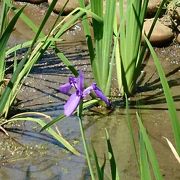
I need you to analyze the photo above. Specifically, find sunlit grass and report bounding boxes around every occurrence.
[145,35,180,154]
[0,112,80,155]
[0,0,96,117]
[0,0,93,154]
[115,0,167,96]
[78,0,116,95]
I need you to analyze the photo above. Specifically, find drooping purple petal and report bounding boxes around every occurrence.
[64,93,81,116]
[92,83,111,106]
[83,86,93,97]
[59,83,72,94]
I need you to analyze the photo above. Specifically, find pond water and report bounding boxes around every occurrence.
[1,2,180,180]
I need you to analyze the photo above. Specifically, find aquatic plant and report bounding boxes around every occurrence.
[40,2,179,179]
[0,0,54,117]
[0,0,87,155]
[115,0,167,96]
[78,0,116,95]
[115,0,149,95]
[0,0,24,96]
[145,35,180,155]
[0,0,94,117]
[58,71,110,180]
[89,36,180,178]
[0,0,179,178]
[59,71,110,116]
[86,95,164,180]
[78,0,166,97]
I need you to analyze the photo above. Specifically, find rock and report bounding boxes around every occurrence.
[48,0,89,14]
[142,18,174,46]
[14,0,47,4]
[147,0,162,16]
[177,33,180,44]
[175,6,180,21]
[167,1,180,21]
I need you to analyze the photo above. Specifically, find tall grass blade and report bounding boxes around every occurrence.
[79,0,115,94]
[163,137,180,164]
[90,0,103,85]
[137,113,163,180]
[136,0,167,76]
[12,7,45,38]
[1,115,80,155]
[101,0,116,94]
[30,0,58,47]
[40,114,65,132]
[0,5,25,94]
[105,129,120,180]
[77,103,95,180]
[92,145,106,180]
[144,35,180,154]
[78,0,95,75]
[116,0,166,95]
[0,0,60,117]
[125,94,140,173]
[139,132,151,180]
[0,6,25,51]
[0,0,11,37]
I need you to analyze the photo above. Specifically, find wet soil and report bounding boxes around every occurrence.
[0,2,180,180]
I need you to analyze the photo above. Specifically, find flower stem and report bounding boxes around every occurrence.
[77,102,95,180]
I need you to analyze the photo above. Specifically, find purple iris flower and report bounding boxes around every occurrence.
[59,71,110,116]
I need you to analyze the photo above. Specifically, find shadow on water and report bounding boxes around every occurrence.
[5,127,66,148]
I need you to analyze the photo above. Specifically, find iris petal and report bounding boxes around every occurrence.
[69,77,78,88]
[83,86,93,97]
[59,72,110,117]
[92,83,110,106]
[64,93,81,116]
[59,83,72,94]
[78,70,84,92]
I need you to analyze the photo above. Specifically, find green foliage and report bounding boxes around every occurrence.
[137,113,163,180]
[0,0,58,117]
[0,0,93,118]
[115,0,149,95]
[105,129,120,180]
[92,145,106,180]
[139,131,151,180]
[0,1,24,95]
[78,0,167,97]
[145,35,180,154]
[86,129,120,180]
[0,0,92,155]
[78,0,116,95]
[0,112,80,155]
[0,0,179,178]
[114,0,166,95]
